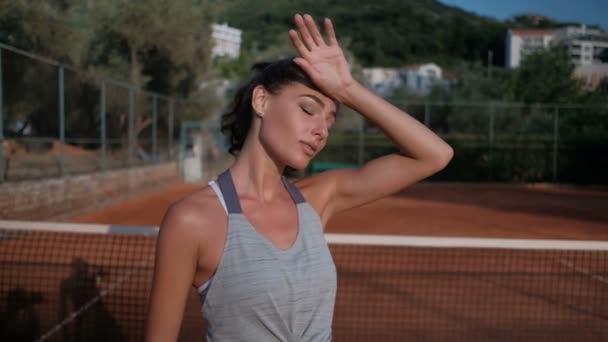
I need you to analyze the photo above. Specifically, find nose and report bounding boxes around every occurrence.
[312,119,329,140]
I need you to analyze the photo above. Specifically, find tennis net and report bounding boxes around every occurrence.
[0,220,606,341]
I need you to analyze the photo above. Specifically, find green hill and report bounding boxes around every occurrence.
[216,0,508,67]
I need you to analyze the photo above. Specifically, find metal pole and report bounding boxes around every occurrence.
[357,115,364,166]
[168,100,174,159]
[100,81,107,169]
[152,96,158,160]
[487,50,493,79]
[552,106,559,182]
[0,48,5,182]
[128,87,135,166]
[179,121,186,179]
[488,102,495,181]
[58,66,65,176]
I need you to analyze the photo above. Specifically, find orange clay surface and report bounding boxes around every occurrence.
[71,181,608,241]
[53,181,608,340]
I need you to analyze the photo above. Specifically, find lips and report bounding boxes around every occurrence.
[300,141,318,156]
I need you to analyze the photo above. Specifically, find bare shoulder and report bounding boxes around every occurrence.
[159,184,225,242]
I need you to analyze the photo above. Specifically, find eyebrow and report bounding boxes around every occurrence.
[300,94,337,114]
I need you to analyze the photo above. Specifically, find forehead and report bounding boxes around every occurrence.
[279,82,337,112]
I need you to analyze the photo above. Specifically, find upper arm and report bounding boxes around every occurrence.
[302,151,453,224]
[145,203,202,342]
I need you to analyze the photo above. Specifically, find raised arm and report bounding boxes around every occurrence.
[145,204,200,342]
[290,14,453,221]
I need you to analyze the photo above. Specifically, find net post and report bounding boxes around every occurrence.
[552,106,559,182]
[58,65,65,176]
[0,47,4,183]
[100,80,107,169]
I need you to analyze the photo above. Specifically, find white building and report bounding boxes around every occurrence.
[506,29,554,68]
[362,63,448,96]
[211,23,241,59]
[556,30,608,66]
[506,25,608,68]
[362,67,402,96]
[400,63,444,96]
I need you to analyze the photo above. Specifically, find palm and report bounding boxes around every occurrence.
[289,15,354,102]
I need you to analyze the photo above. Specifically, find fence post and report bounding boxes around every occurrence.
[179,121,186,179]
[488,102,495,181]
[0,48,4,183]
[128,86,135,166]
[552,106,559,182]
[168,100,174,159]
[357,115,364,166]
[100,81,107,169]
[424,100,431,127]
[152,95,158,160]
[58,65,65,176]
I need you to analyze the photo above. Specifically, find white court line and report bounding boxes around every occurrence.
[0,220,112,234]
[324,233,608,251]
[0,220,159,235]
[2,220,608,251]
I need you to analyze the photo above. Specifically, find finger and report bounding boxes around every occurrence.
[294,13,316,50]
[288,29,312,58]
[324,18,339,46]
[303,14,326,46]
[293,57,320,80]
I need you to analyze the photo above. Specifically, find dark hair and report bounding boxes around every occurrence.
[221,58,321,156]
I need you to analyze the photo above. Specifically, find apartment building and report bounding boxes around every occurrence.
[211,23,242,59]
[506,25,608,68]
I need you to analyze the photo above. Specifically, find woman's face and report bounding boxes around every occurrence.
[254,82,337,170]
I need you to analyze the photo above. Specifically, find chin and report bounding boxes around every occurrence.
[285,155,313,171]
[287,160,309,171]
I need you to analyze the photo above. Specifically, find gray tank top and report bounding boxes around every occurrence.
[199,169,337,341]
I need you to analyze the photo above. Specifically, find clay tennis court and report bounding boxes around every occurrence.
[71,181,608,241]
[3,180,607,341]
[68,180,608,340]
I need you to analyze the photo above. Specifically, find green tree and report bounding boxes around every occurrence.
[84,0,216,146]
[505,48,579,104]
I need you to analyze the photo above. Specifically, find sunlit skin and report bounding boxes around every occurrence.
[250,83,337,171]
[145,13,454,342]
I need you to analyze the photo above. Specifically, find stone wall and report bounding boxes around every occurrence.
[0,162,178,220]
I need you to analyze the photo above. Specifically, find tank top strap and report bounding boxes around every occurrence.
[281,176,306,204]
[216,170,242,214]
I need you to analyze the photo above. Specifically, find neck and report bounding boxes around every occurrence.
[230,136,286,204]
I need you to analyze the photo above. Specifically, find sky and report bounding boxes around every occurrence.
[438,0,607,30]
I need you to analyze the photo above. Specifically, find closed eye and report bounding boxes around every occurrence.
[300,106,314,115]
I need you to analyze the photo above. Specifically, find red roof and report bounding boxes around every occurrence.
[510,29,553,37]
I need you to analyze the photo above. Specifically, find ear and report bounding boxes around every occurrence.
[251,85,269,118]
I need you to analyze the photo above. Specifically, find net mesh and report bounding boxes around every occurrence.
[0,222,606,341]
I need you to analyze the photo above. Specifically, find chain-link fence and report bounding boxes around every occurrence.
[0,43,208,183]
[3,43,607,184]
[315,101,608,183]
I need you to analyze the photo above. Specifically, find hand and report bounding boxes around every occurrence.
[289,14,356,103]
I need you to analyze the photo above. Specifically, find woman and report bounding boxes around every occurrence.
[146,14,453,341]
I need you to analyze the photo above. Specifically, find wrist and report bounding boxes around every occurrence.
[335,80,363,106]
